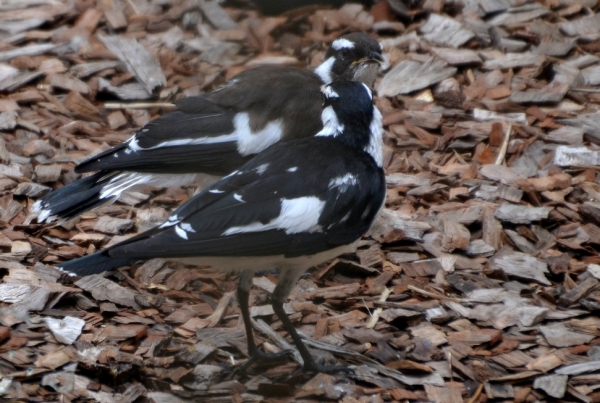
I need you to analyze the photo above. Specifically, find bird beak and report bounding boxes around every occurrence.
[353,52,385,66]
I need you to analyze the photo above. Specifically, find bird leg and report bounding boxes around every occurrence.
[271,268,351,375]
[234,270,293,374]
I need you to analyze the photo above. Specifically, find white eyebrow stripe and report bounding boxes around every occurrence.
[332,38,354,50]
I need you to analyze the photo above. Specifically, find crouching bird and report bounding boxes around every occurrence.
[57,81,386,374]
[33,32,383,223]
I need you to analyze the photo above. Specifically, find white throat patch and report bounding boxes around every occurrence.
[316,106,343,137]
[315,57,335,84]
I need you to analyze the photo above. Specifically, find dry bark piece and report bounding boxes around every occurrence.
[98,35,167,95]
[378,58,457,97]
[75,275,140,310]
[13,182,50,197]
[495,203,552,224]
[441,219,470,253]
[554,145,600,166]
[526,352,562,373]
[4,0,600,400]
[539,323,595,347]
[533,374,568,398]
[557,278,598,307]
[555,360,600,375]
[430,47,481,65]
[494,252,550,285]
[64,90,101,122]
[98,77,154,100]
[34,164,61,183]
[94,216,135,234]
[50,74,90,94]
[34,348,72,370]
[367,208,431,243]
[420,14,474,47]
[44,316,85,345]
[424,384,463,403]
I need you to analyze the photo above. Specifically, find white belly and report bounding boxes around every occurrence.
[174,243,356,272]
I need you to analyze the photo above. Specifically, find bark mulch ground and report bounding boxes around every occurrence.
[1,0,600,402]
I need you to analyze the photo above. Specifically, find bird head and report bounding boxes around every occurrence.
[316,32,384,88]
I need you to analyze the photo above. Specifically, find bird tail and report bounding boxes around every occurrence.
[56,250,135,277]
[32,171,120,223]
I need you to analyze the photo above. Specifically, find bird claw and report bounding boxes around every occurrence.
[233,349,295,376]
[275,362,354,382]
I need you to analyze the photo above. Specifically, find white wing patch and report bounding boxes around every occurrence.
[129,128,236,151]
[175,225,188,240]
[160,214,179,228]
[223,196,325,236]
[127,136,142,151]
[256,163,269,175]
[99,173,200,200]
[127,111,284,158]
[209,189,224,194]
[332,38,355,50]
[287,167,298,173]
[180,222,195,233]
[329,173,358,192]
[314,57,335,84]
[234,113,284,156]
[233,193,244,203]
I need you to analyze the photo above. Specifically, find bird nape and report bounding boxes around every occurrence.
[32,32,383,224]
[57,80,386,375]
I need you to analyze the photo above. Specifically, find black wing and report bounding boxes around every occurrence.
[75,66,323,175]
[64,138,384,271]
[75,100,244,175]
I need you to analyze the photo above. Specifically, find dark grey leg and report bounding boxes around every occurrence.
[237,270,258,355]
[271,268,352,375]
[234,270,293,374]
[271,268,320,371]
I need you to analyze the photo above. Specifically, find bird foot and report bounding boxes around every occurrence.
[233,349,295,375]
[275,362,354,382]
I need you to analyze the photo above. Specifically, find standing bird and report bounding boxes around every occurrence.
[58,81,386,373]
[33,33,383,223]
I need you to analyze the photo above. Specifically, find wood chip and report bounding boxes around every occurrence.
[378,58,457,97]
[44,316,85,345]
[98,35,166,94]
[533,374,568,398]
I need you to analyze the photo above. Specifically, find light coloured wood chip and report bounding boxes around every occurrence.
[533,374,568,398]
[378,58,457,97]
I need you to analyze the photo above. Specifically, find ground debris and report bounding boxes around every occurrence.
[1,0,600,402]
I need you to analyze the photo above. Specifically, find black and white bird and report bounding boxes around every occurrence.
[33,33,383,223]
[57,80,386,373]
